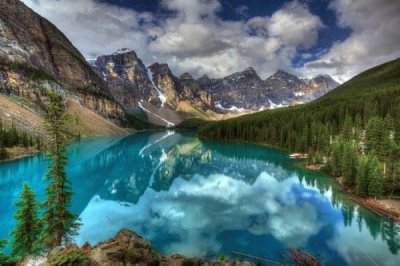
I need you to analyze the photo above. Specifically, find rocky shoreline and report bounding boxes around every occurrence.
[18,230,257,266]
[0,146,40,163]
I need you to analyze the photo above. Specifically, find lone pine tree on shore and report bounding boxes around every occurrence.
[40,91,80,249]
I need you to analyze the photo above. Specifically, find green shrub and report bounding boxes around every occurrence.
[3,59,58,83]
[110,248,160,265]
[218,253,227,261]
[0,146,8,160]
[47,249,89,266]
[182,257,197,266]
[176,118,208,129]
[111,248,142,263]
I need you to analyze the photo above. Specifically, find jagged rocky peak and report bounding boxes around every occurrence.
[268,69,301,82]
[197,74,212,87]
[305,74,339,98]
[179,72,194,80]
[312,74,339,85]
[198,74,210,80]
[149,63,173,76]
[93,49,159,112]
[113,47,133,55]
[147,62,180,109]
[243,66,257,75]
[95,49,147,75]
[226,66,261,81]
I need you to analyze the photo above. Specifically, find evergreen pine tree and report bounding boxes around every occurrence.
[0,239,8,263]
[0,145,7,160]
[394,162,400,195]
[343,142,357,187]
[395,110,400,145]
[356,156,369,197]
[365,116,385,156]
[0,239,16,266]
[354,113,362,136]
[342,115,353,140]
[11,183,41,257]
[384,114,394,132]
[368,156,384,198]
[40,91,80,249]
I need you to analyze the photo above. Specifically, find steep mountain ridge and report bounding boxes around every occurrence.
[0,0,106,93]
[93,49,158,112]
[0,0,128,136]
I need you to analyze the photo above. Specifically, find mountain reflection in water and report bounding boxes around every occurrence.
[0,131,399,266]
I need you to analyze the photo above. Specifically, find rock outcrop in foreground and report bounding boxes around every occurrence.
[19,229,254,266]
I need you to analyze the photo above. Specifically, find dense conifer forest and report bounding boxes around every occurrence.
[0,119,38,160]
[199,58,400,197]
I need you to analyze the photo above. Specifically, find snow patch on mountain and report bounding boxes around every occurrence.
[268,99,288,109]
[113,48,133,55]
[147,67,167,107]
[294,91,305,97]
[215,102,248,112]
[138,102,174,127]
[139,130,175,156]
[149,149,167,186]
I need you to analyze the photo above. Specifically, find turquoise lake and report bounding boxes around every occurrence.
[0,130,399,265]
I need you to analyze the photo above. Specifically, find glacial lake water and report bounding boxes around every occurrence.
[0,130,399,265]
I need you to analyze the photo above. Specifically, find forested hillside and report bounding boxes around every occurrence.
[199,58,400,197]
[0,119,38,160]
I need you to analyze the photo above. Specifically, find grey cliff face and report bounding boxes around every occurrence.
[0,0,126,123]
[94,49,160,112]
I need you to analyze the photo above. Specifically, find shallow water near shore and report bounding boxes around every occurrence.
[1,130,399,265]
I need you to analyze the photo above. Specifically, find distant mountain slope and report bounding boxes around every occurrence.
[199,58,400,148]
[199,68,338,111]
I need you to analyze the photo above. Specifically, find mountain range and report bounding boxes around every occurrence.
[0,0,338,133]
[92,48,339,126]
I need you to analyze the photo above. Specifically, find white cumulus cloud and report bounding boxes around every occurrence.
[303,0,400,82]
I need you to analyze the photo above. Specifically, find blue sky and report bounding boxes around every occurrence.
[23,0,400,82]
